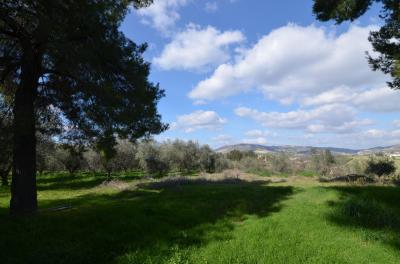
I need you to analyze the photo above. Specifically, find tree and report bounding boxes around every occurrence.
[57,143,86,176]
[0,0,169,214]
[36,133,56,175]
[84,150,103,174]
[227,150,244,161]
[114,139,139,172]
[313,0,400,89]
[136,140,168,177]
[96,132,118,180]
[311,149,336,176]
[270,152,292,174]
[199,145,216,173]
[365,155,396,177]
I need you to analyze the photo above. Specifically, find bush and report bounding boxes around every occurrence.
[310,149,335,176]
[56,145,86,176]
[227,150,243,161]
[144,157,169,177]
[365,156,396,177]
[269,152,292,174]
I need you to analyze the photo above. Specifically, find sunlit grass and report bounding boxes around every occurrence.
[1,174,400,263]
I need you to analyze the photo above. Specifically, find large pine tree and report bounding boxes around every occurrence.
[0,0,167,215]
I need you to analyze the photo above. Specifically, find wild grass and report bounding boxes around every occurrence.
[1,173,400,263]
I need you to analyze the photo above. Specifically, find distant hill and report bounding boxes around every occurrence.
[358,144,400,155]
[215,143,400,155]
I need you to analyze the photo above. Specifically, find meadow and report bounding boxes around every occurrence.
[1,172,400,263]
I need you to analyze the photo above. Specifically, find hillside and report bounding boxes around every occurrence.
[215,143,400,155]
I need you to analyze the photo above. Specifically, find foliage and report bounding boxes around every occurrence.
[269,152,292,174]
[0,0,164,213]
[311,149,336,176]
[57,144,87,176]
[36,133,57,175]
[227,150,244,161]
[313,0,400,89]
[365,155,396,177]
[135,140,174,177]
[0,0,165,142]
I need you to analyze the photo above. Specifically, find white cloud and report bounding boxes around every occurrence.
[171,110,227,132]
[245,129,277,138]
[235,104,372,134]
[205,2,218,12]
[242,137,268,145]
[393,120,400,127]
[304,86,400,112]
[189,24,387,104]
[361,129,400,146]
[352,129,400,146]
[354,88,400,112]
[154,24,245,71]
[136,0,188,34]
[364,129,388,138]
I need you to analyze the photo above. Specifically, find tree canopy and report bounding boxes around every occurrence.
[1,0,165,142]
[313,0,400,89]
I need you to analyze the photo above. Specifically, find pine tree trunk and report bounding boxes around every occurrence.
[10,50,40,215]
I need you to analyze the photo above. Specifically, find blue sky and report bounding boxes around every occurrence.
[120,0,400,149]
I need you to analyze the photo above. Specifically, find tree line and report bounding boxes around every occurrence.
[1,137,232,180]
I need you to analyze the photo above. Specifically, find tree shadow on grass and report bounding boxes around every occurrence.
[0,180,293,264]
[324,186,400,250]
[36,173,142,191]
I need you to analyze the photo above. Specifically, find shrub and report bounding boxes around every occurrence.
[227,150,243,161]
[365,156,396,177]
[311,149,335,176]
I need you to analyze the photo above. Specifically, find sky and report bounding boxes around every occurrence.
[120,0,400,150]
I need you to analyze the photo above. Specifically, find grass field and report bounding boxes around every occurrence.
[1,173,400,263]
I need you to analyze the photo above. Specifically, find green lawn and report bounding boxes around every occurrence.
[1,174,400,263]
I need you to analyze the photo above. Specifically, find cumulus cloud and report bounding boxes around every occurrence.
[303,86,400,112]
[154,24,245,71]
[359,129,400,146]
[242,137,268,145]
[245,129,277,138]
[189,24,387,104]
[347,129,400,147]
[136,0,188,34]
[235,104,372,134]
[171,110,227,132]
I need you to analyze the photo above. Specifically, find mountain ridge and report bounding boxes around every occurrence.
[215,143,400,155]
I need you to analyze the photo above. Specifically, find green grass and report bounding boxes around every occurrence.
[1,174,400,263]
[246,168,294,178]
[246,168,273,177]
[297,170,319,177]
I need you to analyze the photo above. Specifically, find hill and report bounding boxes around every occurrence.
[215,143,400,155]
